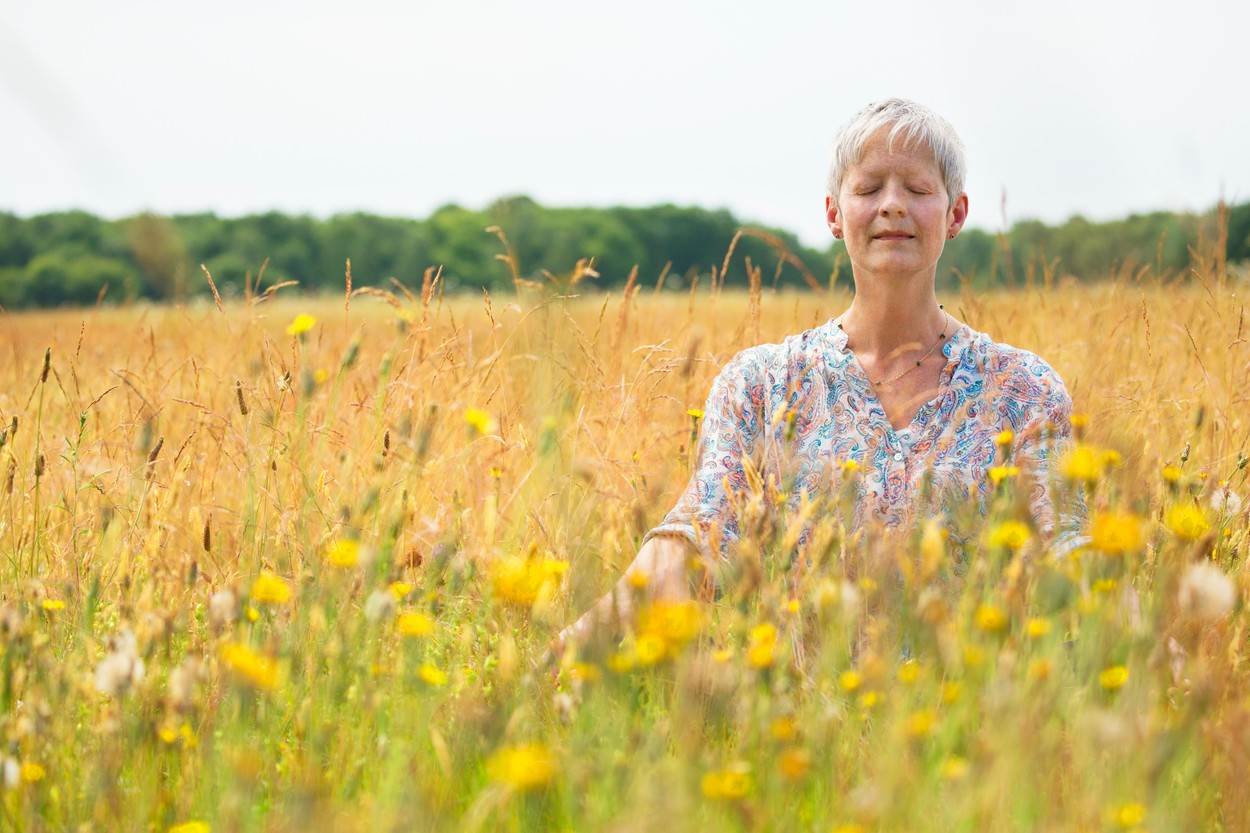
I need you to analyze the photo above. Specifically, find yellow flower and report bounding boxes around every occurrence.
[285,313,317,337]
[1025,617,1052,639]
[491,553,569,608]
[897,659,921,685]
[570,662,601,683]
[986,520,1031,551]
[418,663,448,687]
[396,611,434,638]
[975,603,1008,633]
[606,651,636,674]
[1028,658,1053,681]
[1090,511,1144,555]
[778,746,811,781]
[1099,664,1129,691]
[1113,802,1146,828]
[1165,503,1211,540]
[627,569,649,589]
[838,669,863,693]
[168,823,211,833]
[941,681,963,703]
[857,690,880,709]
[770,715,798,742]
[486,743,557,792]
[988,464,1020,486]
[1060,443,1105,484]
[40,598,65,612]
[313,368,330,385]
[700,762,751,800]
[746,622,779,669]
[633,633,668,666]
[1161,464,1182,483]
[831,825,866,833]
[711,647,734,664]
[325,538,362,569]
[245,606,259,622]
[19,761,45,783]
[250,570,291,605]
[686,408,705,419]
[904,709,936,739]
[840,459,861,477]
[464,407,497,435]
[388,581,414,600]
[939,756,969,781]
[220,642,280,691]
[995,428,1015,447]
[1070,412,1090,430]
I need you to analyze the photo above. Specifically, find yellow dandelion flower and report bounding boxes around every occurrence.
[838,669,863,693]
[325,538,361,569]
[627,569,649,589]
[711,647,734,664]
[975,603,1008,633]
[417,663,448,687]
[606,651,636,674]
[686,408,705,419]
[168,823,211,833]
[1165,503,1211,540]
[491,553,569,608]
[986,520,1031,551]
[1093,577,1118,594]
[988,464,1020,486]
[939,756,969,781]
[486,743,557,792]
[40,598,65,612]
[20,761,45,783]
[1070,412,1090,430]
[1113,802,1146,828]
[1060,443,1105,484]
[783,598,801,615]
[1025,617,1052,639]
[746,622,778,669]
[1099,664,1129,691]
[1161,464,1182,483]
[219,642,280,691]
[897,658,921,685]
[396,611,434,638]
[245,605,259,622]
[840,458,861,477]
[1028,658,1053,681]
[769,716,798,742]
[285,313,317,337]
[831,825,867,833]
[700,762,751,800]
[312,368,330,385]
[250,570,291,605]
[463,407,497,435]
[388,581,414,600]
[778,746,811,781]
[857,690,880,709]
[995,428,1015,447]
[941,681,963,703]
[1090,511,1144,555]
[634,633,668,666]
[904,709,936,739]
[962,644,985,669]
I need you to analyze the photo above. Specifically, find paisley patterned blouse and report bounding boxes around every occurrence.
[644,313,1089,560]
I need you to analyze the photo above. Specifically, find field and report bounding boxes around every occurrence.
[1,269,1248,832]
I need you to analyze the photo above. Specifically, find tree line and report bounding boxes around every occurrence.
[0,194,1246,308]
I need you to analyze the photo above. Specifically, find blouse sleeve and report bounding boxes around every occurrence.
[1015,380,1090,557]
[642,346,769,562]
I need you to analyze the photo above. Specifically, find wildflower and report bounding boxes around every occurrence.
[897,659,920,685]
[19,762,45,783]
[783,598,801,615]
[941,681,963,703]
[491,552,569,608]
[975,603,1008,634]
[778,747,811,781]
[746,622,779,669]
[1093,578,1118,594]
[94,628,146,698]
[168,821,211,833]
[686,408,705,419]
[840,458,861,477]
[487,743,557,792]
[606,651,636,674]
[939,756,969,781]
[1060,443,1105,484]
[1177,562,1236,621]
[711,647,733,664]
[1028,658,1053,681]
[1025,617,1052,639]
[418,663,448,687]
[1210,485,1243,515]
[1089,511,1144,555]
[388,581,414,600]
[1112,802,1146,829]
[904,709,936,740]
[250,570,291,605]
[831,825,866,833]
[285,313,317,337]
[1099,665,1129,691]
[396,611,434,638]
[220,642,280,691]
[570,662,601,684]
[700,762,751,800]
[39,598,64,612]
[985,520,1031,551]
[325,538,362,569]
[627,570,649,589]
[988,464,1020,486]
[464,407,497,435]
[1165,503,1211,540]
[857,691,880,709]
[995,428,1014,448]
[770,715,798,742]
[838,669,863,693]
[634,633,668,666]
[1161,464,1182,484]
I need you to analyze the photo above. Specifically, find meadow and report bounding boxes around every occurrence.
[0,263,1248,832]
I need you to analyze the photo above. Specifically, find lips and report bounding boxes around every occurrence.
[873,232,914,240]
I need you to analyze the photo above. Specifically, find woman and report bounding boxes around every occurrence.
[556,97,1087,652]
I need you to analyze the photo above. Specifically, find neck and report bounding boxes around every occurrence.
[839,269,945,359]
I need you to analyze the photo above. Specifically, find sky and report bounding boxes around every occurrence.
[1,0,1246,248]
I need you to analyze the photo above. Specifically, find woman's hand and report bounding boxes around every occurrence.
[546,534,697,668]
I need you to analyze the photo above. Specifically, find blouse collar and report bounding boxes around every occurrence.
[826,314,974,364]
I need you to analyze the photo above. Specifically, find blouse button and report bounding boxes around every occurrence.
[892,451,904,462]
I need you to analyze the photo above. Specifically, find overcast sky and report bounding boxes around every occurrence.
[1,0,1246,248]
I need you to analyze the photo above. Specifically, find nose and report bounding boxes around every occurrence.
[879,182,907,217]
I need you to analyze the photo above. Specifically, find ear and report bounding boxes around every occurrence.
[825,193,842,239]
[947,192,969,238]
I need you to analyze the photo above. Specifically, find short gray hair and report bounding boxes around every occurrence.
[826,98,966,206]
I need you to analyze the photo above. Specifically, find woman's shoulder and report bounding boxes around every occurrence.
[968,328,1073,414]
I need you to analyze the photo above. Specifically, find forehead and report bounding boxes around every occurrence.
[848,128,940,178]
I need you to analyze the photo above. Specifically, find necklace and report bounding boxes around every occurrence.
[837,305,952,388]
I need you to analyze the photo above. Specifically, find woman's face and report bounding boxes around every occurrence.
[825,127,968,280]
